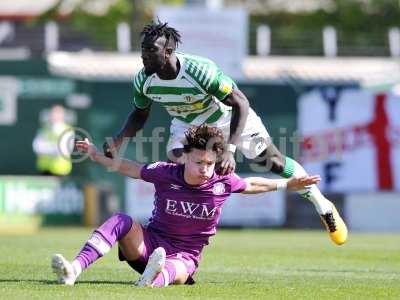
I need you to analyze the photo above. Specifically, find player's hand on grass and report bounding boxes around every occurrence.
[76,138,99,161]
[287,175,321,191]
[219,151,236,175]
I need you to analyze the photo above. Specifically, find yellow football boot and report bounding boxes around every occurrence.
[320,201,348,245]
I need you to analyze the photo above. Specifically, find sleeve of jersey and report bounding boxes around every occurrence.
[229,173,247,193]
[140,162,170,183]
[207,67,237,101]
[132,71,152,109]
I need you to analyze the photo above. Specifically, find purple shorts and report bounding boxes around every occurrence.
[118,225,198,284]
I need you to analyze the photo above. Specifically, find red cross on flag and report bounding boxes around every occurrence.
[298,88,400,192]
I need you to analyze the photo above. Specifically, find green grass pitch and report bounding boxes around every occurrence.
[0,228,399,299]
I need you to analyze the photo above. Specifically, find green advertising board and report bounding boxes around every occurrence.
[0,176,83,230]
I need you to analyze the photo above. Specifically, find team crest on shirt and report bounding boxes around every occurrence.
[213,182,225,195]
[219,79,232,94]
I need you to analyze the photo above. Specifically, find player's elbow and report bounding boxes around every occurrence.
[225,89,249,111]
[242,178,258,194]
[232,89,249,110]
[132,107,150,122]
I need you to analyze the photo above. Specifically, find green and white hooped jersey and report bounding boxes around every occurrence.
[132,52,236,125]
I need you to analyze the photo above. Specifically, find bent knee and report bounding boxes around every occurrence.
[269,155,285,174]
[255,151,285,174]
[111,212,131,220]
[110,212,133,229]
[118,222,144,260]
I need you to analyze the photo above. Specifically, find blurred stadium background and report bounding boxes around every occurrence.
[0,0,400,260]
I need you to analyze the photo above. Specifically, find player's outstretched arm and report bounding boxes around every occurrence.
[76,138,144,179]
[104,106,151,158]
[241,175,321,194]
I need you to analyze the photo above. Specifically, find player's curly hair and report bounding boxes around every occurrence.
[183,125,225,155]
[141,19,182,49]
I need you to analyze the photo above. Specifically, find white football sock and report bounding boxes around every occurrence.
[284,157,332,214]
[72,260,82,277]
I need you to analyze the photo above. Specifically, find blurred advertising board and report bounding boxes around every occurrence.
[0,77,18,125]
[298,87,400,192]
[0,76,75,100]
[0,75,77,175]
[0,75,75,127]
[345,192,400,232]
[125,174,285,227]
[156,6,248,80]
[0,176,83,227]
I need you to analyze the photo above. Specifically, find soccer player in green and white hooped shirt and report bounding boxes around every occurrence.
[103,20,347,246]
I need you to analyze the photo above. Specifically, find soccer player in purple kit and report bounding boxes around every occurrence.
[52,125,321,287]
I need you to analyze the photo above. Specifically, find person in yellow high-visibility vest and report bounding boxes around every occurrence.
[33,105,74,176]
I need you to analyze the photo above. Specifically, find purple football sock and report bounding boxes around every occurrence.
[152,260,177,287]
[75,213,133,270]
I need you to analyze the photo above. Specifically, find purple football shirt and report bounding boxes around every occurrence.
[140,161,246,257]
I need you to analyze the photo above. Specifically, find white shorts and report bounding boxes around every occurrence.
[167,108,270,159]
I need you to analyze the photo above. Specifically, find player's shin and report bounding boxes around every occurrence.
[280,156,332,214]
[73,213,133,274]
[280,156,348,245]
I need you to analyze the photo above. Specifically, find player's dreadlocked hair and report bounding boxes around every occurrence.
[141,20,182,49]
[183,125,225,155]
